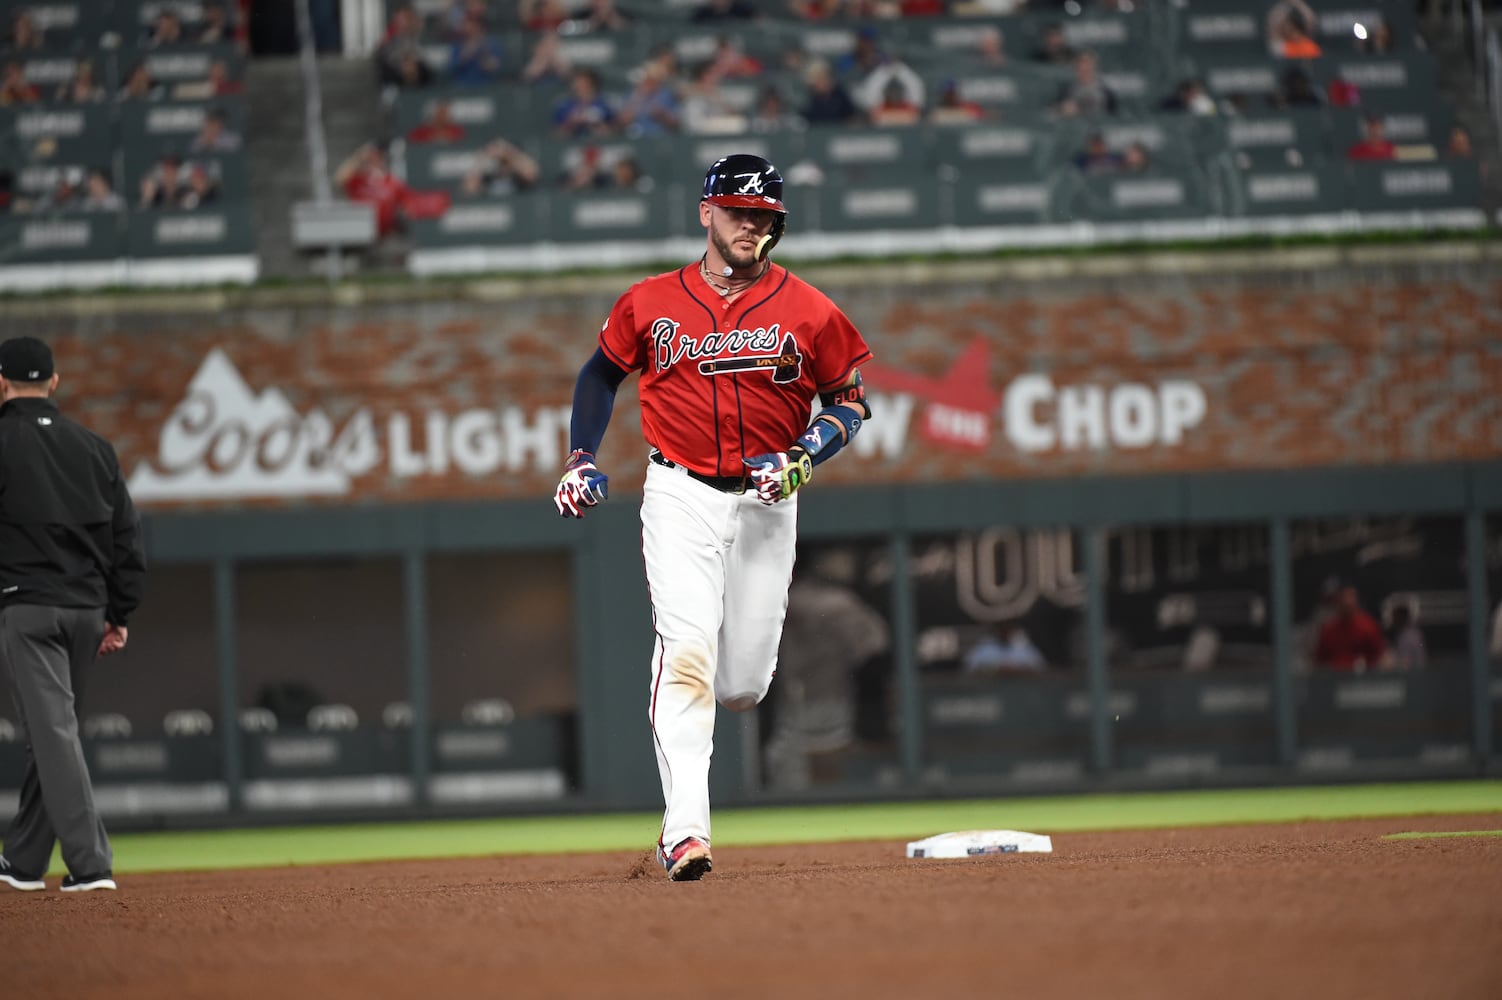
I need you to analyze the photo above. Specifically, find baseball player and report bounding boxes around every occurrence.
[555,154,873,881]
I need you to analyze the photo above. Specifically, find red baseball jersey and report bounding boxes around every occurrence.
[598,262,873,477]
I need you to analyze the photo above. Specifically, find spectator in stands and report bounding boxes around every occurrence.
[442,0,491,41]
[449,15,504,85]
[694,0,760,21]
[1054,51,1117,117]
[682,62,749,134]
[1266,0,1317,52]
[1159,78,1217,116]
[334,142,411,237]
[0,169,13,214]
[173,59,244,101]
[148,10,185,47]
[631,43,682,89]
[1386,604,1425,670]
[35,169,84,213]
[1347,115,1395,161]
[0,60,38,106]
[618,61,682,137]
[575,0,632,32]
[1122,141,1150,173]
[1352,17,1396,55]
[1031,23,1077,65]
[971,24,1008,68]
[80,168,124,212]
[55,62,106,104]
[788,0,842,16]
[460,139,540,196]
[1314,586,1388,671]
[1072,132,1126,174]
[521,30,572,85]
[198,3,235,44]
[802,59,860,125]
[116,63,164,102]
[1325,71,1361,107]
[838,28,889,79]
[6,11,44,50]
[710,36,765,79]
[558,144,611,190]
[868,77,923,127]
[407,100,466,144]
[750,84,803,131]
[928,78,986,124]
[846,0,902,15]
[140,154,219,210]
[521,0,570,31]
[1268,65,1322,109]
[1271,16,1322,59]
[854,52,926,116]
[1446,125,1474,158]
[191,108,243,153]
[378,6,433,88]
[607,155,652,193]
[552,68,616,137]
[963,622,1045,674]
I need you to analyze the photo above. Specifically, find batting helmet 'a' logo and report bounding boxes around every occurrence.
[734,172,766,195]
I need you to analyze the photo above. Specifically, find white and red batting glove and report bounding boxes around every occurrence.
[555,449,609,518]
[743,447,813,505]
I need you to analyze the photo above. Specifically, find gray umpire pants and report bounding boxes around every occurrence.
[0,603,112,877]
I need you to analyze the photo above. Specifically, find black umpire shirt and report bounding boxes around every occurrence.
[0,396,146,626]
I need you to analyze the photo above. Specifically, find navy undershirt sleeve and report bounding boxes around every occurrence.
[570,347,631,455]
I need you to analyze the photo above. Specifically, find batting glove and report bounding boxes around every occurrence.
[555,449,609,518]
[743,447,813,505]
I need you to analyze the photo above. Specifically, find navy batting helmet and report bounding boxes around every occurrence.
[701,153,787,259]
[702,153,785,212]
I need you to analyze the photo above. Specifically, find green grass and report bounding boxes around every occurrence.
[29,780,1499,876]
[1382,829,1502,841]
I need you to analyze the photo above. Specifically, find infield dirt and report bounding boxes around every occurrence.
[5,813,1499,999]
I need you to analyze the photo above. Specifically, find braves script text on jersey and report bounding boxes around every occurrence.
[601,261,872,862]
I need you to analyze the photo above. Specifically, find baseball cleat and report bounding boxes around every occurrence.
[658,837,713,882]
[60,872,117,892]
[0,856,45,892]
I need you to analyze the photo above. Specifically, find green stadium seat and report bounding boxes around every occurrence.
[1055,167,1215,224]
[806,177,943,234]
[408,191,548,249]
[1222,164,1348,217]
[1345,158,1484,214]
[0,212,123,264]
[124,200,257,258]
[545,186,678,242]
[950,168,1061,227]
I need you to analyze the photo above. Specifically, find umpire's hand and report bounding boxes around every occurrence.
[98,624,128,657]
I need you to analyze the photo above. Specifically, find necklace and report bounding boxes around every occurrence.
[700,258,767,297]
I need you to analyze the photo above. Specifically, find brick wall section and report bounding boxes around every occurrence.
[6,264,1501,510]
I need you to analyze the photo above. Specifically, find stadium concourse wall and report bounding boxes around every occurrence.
[0,244,1500,829]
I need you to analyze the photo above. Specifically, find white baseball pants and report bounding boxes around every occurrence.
[641,459,798,851]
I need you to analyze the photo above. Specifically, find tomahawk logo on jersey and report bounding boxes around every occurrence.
[598,263,871,478]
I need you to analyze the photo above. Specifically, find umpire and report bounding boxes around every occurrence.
[0,336,145,893]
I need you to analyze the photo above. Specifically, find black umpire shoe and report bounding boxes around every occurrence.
[61,872,117,892]
[0,855,45,892]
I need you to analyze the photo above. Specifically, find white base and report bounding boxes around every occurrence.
[906,829,1053,859]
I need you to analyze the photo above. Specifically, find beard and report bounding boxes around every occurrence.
[710,224,760,272]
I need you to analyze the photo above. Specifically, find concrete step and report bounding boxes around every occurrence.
[245,54,386,278]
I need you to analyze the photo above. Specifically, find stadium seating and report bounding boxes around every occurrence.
[0,0,255,289]
[1,0,1488,286]
[380,0,1485,277]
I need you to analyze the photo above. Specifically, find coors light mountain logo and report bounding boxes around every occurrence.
[128,349,570,503]
[128,349,379,500]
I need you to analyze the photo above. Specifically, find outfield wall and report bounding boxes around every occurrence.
[1,245,1500,826]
